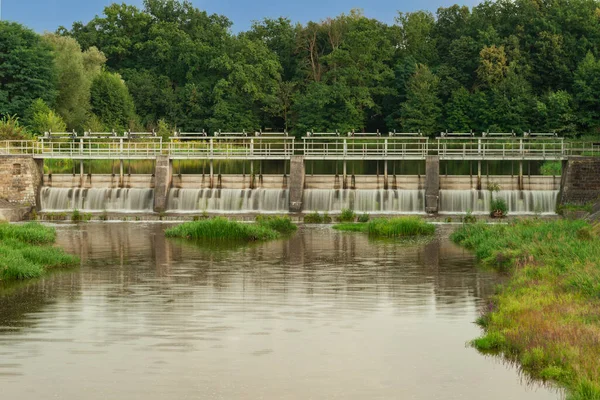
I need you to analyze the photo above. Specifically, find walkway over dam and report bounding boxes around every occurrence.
[0,132,599,218]
[1,132,599,160]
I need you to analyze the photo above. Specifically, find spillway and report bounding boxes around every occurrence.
[302,189,425,213]
[439,190,558,214]
[40,187,154,212]
[166,188,289,213]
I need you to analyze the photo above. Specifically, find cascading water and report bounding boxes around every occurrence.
[439,190,558,214]
[166,188,289,213]
[40,187,154,212]
[302,189,425,213]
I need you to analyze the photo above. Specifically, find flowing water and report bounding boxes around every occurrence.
[303,189,425,213]
[166,188,289,213]
[439,190,559,214]
[0,224,560,399]
[40,187,154,212]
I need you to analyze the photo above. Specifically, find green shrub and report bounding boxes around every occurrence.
[357,213,370,223]
[71,209,82,222]
[490,198,508,218]
[463,210,477,224]
[338,208,356,223]
[165,218,279,242]
[366,217,435,238]
[540,161,562,176]
[304,212,324,224]
[0,222,55,244]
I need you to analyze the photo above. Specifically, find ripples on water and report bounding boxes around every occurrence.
[0,223,560,399]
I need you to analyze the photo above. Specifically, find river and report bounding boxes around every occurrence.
[0,223,560,399]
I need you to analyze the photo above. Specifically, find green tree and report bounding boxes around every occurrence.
[0,22,57,119]
[43,34,106,131]
[400,64,442,135]
[90,71,137,131]
[573,52,600,133]
[25,99,67,134]
[445,87,472,132]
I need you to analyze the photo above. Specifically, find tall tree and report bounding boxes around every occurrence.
[0,22,57,118]
[400,64,442,135]
[90,71,137,131]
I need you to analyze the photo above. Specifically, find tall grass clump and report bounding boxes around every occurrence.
[332,223,367,232]
[255,215,297,234]
[0,223,78,281]
[165,218,281,242]
[452,219,600,398]
[337,208,356,223]
[366,217,435,238]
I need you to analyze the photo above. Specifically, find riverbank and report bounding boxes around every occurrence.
[0,222,79,281]
[451,220,600,399]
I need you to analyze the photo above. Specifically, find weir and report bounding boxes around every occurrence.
[1,133,598,218]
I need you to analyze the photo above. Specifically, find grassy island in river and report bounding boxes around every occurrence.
[452,220,600,400]
[333,217,435,238]
[0,222,79,281]
[164,216,297,242]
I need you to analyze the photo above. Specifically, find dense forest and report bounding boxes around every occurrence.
[1,0,600,138]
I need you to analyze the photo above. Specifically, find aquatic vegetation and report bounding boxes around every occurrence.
[489,198,508,218]
[366,217,435,238]
[0,222,78,281]
[304,212,332,224]
[452,220,600,399]
[165,217,285,242]
[357,213,370,223]
[255,215,297,234]
[337,208,356,223]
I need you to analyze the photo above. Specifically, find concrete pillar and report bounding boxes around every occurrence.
[425,156,440,214]
[477,160,482,190]
[209,159,214,189]
[154,155,172,213]
[119,159,124,188]
[288,156,305,213]
[383,160,388,190]
[79,160,84,187]
[250,160,255,189]
[518,160,524,191]
[343,160,347,189]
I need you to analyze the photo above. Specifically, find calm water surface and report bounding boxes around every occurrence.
[0,223,560,399]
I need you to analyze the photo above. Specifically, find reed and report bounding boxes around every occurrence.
[255,215,297,234]
[452,220,600,399]
[332,223,367,232]
[165,218,282,242]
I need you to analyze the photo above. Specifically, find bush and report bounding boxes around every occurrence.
[366,217,436,238]
[338,208,356,223]
[165,218,280,242]
[71,209,82,222]
[357,213,370,223]
[490,198,508,218]
[540,161,562,176]
[463,210,477,224]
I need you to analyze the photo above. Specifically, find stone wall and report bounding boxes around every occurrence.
[425,156,440,214]
[560,157,600,205]
[0,155,43,207]
[288,156,305,213]
[153,156,172,212]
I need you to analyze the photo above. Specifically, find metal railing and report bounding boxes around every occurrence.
[0,138,599,160]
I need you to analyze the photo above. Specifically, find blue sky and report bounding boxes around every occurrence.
[2,0,479,33]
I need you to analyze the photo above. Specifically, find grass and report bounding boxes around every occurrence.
[0,222,79,281]
[165,217,297,242]
[337,208,356,223]
[255,215,297,234]
[451,220,600,399]
[332,217,435,238]
[366,217,435,238]
[304,212,332,224]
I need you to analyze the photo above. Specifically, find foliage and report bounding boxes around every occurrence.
[338,208,356,223]
[43,34,106,131]
[0,22,57,120]
[90,71,138,132]
[164,217,280,242]
[0,115,29,140]
[451,220,600,397]
[463,209,476,223]
[357,213,370,223]
[255,215,297,234]
[540,161,562,176]
[303,212,332,224]
[0,222,78,281]
[26,99,67,135]
[366,217,435,238]
[489,197,508,218]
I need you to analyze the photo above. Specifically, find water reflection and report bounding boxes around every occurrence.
[0,223,560,399]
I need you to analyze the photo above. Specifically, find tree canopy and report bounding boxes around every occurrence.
[2,0,600,138]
